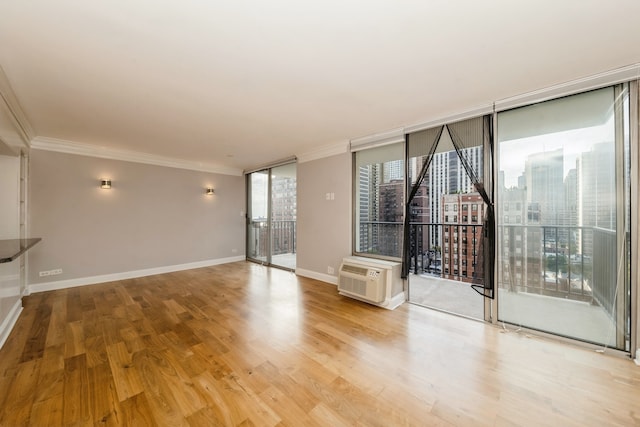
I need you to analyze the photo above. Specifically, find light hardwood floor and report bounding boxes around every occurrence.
[0,261,639,426]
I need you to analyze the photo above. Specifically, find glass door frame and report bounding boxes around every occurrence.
[489,82,637,355]
[404,118,494,322]
[245,161,297,272]
[246,169,271,265]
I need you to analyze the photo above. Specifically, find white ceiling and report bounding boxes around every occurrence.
[1,1,639,173]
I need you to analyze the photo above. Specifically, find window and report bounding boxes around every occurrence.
[497,84,631,349]
[354,142,404,258]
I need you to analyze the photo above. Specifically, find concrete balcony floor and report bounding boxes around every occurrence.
[408,273,618,347]
[271,252,296,270]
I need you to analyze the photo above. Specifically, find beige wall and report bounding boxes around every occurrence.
[296,152,351,282]
[28,150,245,285]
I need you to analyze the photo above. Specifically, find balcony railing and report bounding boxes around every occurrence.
[249,220,297,258]
[407,223,483,284]
[357,221,403,257]
[359,221,620,318]
[591,227,617,319]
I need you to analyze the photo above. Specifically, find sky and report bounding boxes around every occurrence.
[498,115,616,189]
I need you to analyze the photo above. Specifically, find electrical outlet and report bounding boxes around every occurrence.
[327,266,335,275]
[232,248,238,253]
[39,268,63,277]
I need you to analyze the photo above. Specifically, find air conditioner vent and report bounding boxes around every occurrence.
[339,276,367,296]
[341,264,368,276]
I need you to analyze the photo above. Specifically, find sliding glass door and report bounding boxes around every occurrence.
[496,85,631,349]
[246,163,297,270]
[405,117,492,320]
[247,170,269,263]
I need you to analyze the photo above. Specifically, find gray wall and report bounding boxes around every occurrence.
[28,150,245,284]
[297,152,351,281]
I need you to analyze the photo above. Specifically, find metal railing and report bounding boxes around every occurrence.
[591,227,617,319]
[357,221,403,257]
[249,220,296,259]
[358,221,620,315]
[407,223,483,283]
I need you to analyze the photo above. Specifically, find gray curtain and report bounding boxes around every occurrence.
[402,115,495,298]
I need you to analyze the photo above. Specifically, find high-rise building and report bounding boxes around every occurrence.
[577,142,615,230]
[525,148,564,226]
[425,146,483,249]
[441,193,484,283]
[270,176,297,255]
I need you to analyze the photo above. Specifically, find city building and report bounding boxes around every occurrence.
[441,193,485,283]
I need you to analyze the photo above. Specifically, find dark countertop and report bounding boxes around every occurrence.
[0,238,41,263]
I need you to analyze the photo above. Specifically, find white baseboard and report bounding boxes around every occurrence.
[295,268,338,285]
[380,291,407,310]
[0,299,22,350]
[28,255,246,293]
[338,291,406,310]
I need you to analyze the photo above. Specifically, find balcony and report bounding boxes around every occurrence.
[359,221,623,346]
[248,220,297,269]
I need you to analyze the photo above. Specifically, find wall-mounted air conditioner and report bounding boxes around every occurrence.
[338,256,404,310]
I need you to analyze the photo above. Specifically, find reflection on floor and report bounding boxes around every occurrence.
[409,274,618,347]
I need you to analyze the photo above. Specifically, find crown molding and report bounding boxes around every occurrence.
[495,63,640,112]
[404,104,494,134]
[349,127,404,151]
[296,141,349,163]
[30,136,243,176]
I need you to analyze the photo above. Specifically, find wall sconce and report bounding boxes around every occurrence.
[101,179,112,189]
[206,187,215,195]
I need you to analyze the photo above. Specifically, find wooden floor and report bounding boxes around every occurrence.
[1,262,639,426]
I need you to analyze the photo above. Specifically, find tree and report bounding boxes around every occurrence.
[546,254,568,274]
